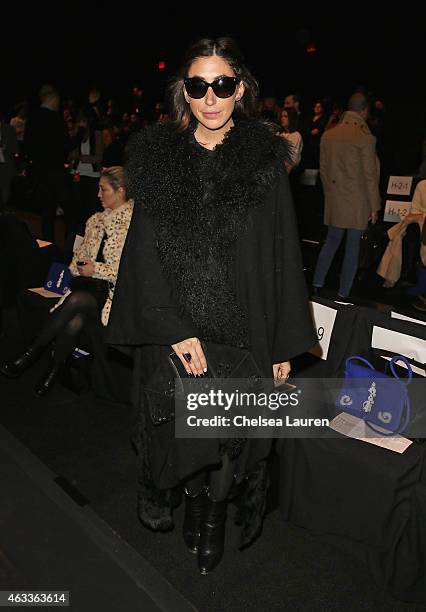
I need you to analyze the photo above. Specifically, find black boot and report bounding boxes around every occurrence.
[198,495,227,575]
[33,362,64,397]
[0,345,44,379]
[183,488,206,554]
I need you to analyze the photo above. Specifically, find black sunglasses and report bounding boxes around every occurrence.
[184,76,240,99]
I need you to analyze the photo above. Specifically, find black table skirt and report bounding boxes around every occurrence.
[278,437,426,603]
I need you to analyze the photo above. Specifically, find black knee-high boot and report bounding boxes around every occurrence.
[32,293,98,398]
[183,488,206,554]
[197,454,235,574]
[197,492,228,575]
[0,344,45,378]
[33,359,65,398]
[1,290,97,381]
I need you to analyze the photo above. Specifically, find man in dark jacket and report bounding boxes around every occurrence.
[25,84,81,241]
[0,116,19,209]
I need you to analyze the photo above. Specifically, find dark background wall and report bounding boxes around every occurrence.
[2,5,425,172]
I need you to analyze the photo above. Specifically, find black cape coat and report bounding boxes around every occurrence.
[106,118,317,546]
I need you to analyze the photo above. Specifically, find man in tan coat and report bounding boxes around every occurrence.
[312,93,381,297]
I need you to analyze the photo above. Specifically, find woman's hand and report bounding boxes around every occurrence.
[369,211,378,224]
[171,337,207,376]
[77,261,95,277]
[273,361,291,383]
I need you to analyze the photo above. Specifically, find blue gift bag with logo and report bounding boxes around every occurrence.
[336,355,412,436]
[43,262,72,295]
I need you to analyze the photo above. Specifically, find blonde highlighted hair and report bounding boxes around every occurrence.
[100,166,126,192]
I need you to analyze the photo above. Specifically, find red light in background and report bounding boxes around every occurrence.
[158,60,166,70]
[306,42,317,54]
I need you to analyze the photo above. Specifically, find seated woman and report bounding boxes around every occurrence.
[278,107,303,173]
[69,108,104,233]
[377,178,426,287]
[0,166,133,396]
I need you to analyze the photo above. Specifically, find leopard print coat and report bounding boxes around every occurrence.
[51,200,134,326]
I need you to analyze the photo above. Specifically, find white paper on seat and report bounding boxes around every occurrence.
[329,412,413,453]
[28,287,61,299]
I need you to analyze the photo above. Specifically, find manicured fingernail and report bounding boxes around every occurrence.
[203,368,207,373]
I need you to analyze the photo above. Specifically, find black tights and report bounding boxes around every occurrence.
[34,291,98,363]
[184,453,236,502]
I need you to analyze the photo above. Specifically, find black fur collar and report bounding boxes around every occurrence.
[126,119,288,347]
[126,118,288,219]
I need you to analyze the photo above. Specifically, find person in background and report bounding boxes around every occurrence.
[412,177,426,315]
[301,99,328,171]
[154,102,170,123]
[101,126,124,167]
[258,89,280,123]
[312,92,381,298]
[283,93,302,116]
[0,167,133,396]
[129,113,141,133]
[278,107,303,173]
[325,102,343,131]
[377,176,426,289]
[87,87,104,129]
[106,36,315,575]
[105,98,119,123]
[0,112,19,209]
[10,102,27,151]
[24,84,82,241]
[69,108,104,231]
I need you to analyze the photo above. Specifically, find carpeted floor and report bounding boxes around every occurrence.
[1,304,425,612]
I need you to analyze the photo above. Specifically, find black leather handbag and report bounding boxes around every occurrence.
[69,276,111,310]
[144,341,265,426]
[358,222,388,272]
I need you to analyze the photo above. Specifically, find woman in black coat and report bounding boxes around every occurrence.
[106,37,316,574]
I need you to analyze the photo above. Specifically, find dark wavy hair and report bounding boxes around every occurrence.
[280,107,299,134]
[167,37,259,131]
